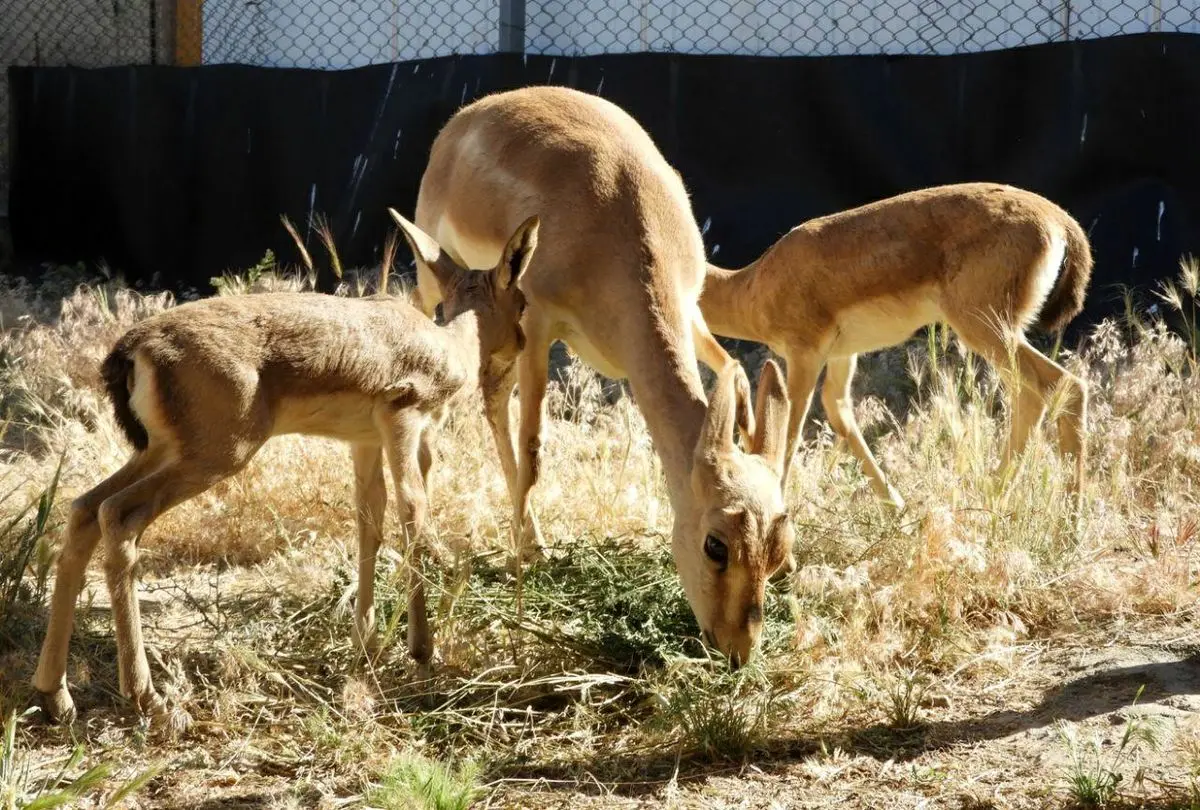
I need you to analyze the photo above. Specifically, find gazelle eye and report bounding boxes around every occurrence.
[704,534,728,569]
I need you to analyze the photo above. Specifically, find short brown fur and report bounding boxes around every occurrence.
[32,213,540,725]
[701,183,1092,510]
[411,86,789,666]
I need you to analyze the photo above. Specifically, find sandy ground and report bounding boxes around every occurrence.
[6,567,1197,810]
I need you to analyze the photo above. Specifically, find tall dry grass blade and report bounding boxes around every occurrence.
[280,215,314,274]
[315,214,344,280]
[1180,255,1200,298]
[1155,278,1185,314]
[380,228,399,295]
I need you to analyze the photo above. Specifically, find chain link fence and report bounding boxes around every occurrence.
[526,0,1197,56]
[3,0,1198,198]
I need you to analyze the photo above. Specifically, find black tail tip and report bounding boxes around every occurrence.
[100,345,150,452]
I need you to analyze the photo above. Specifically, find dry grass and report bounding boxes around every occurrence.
[0,255,1197,809]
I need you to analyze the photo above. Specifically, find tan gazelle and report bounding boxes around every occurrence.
[409,86,793,666]
[700,182,1092,510]
[32,212,539,725]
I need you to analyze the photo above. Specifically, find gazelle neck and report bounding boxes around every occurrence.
[622,332,709,516]
[700,261,771,344]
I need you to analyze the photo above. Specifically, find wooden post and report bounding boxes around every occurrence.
[175,0,203,65]
[499,0,525,53]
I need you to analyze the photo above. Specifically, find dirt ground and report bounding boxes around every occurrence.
[6,572,1197,810]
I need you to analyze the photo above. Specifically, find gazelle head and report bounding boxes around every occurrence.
[389,209,539,378]
[677,359,794,667]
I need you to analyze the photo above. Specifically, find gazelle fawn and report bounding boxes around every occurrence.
[32,211,540,724]
[410,86,792,666]
[701,183,1092,510]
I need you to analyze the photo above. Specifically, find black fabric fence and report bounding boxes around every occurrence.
[9,31,1200,329]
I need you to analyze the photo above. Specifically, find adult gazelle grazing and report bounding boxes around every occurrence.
[700,183,1092,511]
[410,86,794,666]
[33,212,539,724]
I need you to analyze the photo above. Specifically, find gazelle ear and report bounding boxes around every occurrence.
[388,208,459,290]
[694,362,745,476]
[495,215,540,290]
[749,359,790,479]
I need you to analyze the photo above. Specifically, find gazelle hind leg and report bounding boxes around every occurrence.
[350,444,387,657]
[950,318,1082,497]
[1055,370,1088,508]
[33,450,163,723]
[1015,339,1088,508]
[822,355,905,510]
[98,458,255,720]
[948,319,1045,470]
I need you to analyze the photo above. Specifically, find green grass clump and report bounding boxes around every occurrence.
[368,752,483,810]
[1057,686,1165,807]
[453,537,794,672]
[1,708,162,810]
[649,656,795,760]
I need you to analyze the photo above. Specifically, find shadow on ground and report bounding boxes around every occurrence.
[498,650,1200,797]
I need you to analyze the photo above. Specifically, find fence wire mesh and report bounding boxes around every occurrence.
[2,0,1198,195]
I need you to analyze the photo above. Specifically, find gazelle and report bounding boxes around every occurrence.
[409,86,793,666]
[700,182,1092,510]
[32,211,539,724]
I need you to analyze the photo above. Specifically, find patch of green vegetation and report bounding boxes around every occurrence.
[368,752,483,810]
[650,656,795,759]
[456,537,795,671]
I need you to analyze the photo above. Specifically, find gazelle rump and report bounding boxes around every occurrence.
[32,212,539,724]
[409,85,788,664]
[700,182,1092,510]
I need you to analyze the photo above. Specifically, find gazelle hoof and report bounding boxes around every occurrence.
[351,625,382,660]
[523,541,550,563]
[509,539,549,573]
[35,687,77,726]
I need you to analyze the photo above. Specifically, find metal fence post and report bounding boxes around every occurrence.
[175,0,203,64]
[499,0,525,53]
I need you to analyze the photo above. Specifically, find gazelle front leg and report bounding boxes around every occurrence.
[350,444,387,657]
[378,409,434,676]
[822,355,905,510]
[692,317,754,445]
[513,316,553,565]
[780,351,823,488]
[483,366,546,560]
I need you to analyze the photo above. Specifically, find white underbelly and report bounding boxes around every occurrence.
[828,293,942,357]
[557,324,626,380]
[274,392,381,443]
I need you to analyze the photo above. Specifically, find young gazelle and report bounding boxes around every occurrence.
[700,183,1092,510]
[32,211,539,725]
[410,86,792,667]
